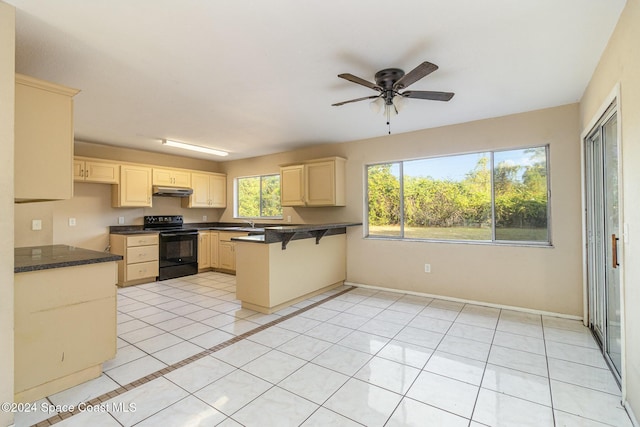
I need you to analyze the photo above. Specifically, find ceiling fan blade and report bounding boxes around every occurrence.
[393,61,439,90]
[337,73,382,91]
[402,90,455,101]
[332,95,380,106]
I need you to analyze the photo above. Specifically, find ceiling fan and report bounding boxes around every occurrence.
[332,61,454,133]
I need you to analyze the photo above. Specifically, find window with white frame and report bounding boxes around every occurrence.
[235,174,282,219]
[366,146,550,244]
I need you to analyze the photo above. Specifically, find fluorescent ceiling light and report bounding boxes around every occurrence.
[162,139,229,157]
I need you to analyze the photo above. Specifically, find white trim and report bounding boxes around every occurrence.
[344,281,583,320]
[624,400,639,427]
[580,82,626,400]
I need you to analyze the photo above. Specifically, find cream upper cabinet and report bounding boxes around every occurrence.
[183,172,226,208]
[152,168,191,187]
[280,165,306,206]
[112,165,152,207]
[280,157,346,207]
[74,157,119,184]
[15,74,79,202]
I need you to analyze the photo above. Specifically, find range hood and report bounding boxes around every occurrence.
[152,186,193,197]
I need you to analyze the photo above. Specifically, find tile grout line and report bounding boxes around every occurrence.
[33,285,356,427]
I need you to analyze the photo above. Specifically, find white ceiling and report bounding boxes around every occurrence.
[8,0,625,161]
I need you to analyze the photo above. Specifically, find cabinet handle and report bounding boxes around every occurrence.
[80,169,85,178]
[612,234,620,269]
[85,169,89,178]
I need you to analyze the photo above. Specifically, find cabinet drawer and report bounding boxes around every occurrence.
[127,245,158,263]
[126,234,158,247]
[126,261,158,281]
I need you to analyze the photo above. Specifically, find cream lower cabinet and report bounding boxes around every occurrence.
[15,74,79,202]
[112,165,152,207]
[110,233,159,286]
[219,241,235,271]
[183,172,226,208]
[198,231,211,271]
[14,262,117,402]
[74,157,119,184]
[152,167,191,187]
[210,232,219,268]
[217,232,248,273]
[280,157,346,207]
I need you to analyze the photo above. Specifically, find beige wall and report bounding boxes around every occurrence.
[221,104,583,316]
[345,105,582,315]
[14,143,225,251]
[580,0,640,418]
[0,3,15,426]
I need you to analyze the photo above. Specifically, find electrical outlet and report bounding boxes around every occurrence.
[118,216,125,225]
[202,215,207,221]
[31,219,42,231]
[424,264,431,273]
[68,218,76,226]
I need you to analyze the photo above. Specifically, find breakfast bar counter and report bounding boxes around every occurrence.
[233,223,361,313]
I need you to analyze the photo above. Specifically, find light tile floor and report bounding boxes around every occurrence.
[16,272,633,427]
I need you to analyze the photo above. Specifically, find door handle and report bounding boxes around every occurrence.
[612,234,619,269]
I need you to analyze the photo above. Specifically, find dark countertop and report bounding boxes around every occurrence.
[232,222,362,249]
[15,245,123,273]
[262,222,362,233]
[109,223,268,235]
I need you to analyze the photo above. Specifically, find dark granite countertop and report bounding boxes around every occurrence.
[109,223,270,235]
[15,245,123,273]
[263,222,362,233]
[232,222,362,249]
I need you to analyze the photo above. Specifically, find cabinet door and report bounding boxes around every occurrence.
[153,168,191,187]
[15,75,78,202]
[152,168,174,186]
[85,161,119,184]
[219,242,234,271]
[188,173,211,207]
[210,232,219,268]
[198,232,211,270]
[118,165,152,207]
[280,165,305,206]
[73,160,85,181]
[305,161,335,206]
[210,174,227,208]
[172,170,191,187]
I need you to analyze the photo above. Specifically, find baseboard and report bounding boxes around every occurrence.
[344,281,583,320]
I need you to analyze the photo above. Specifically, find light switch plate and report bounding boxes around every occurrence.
[68,218,76,226]
[31,219,42,231]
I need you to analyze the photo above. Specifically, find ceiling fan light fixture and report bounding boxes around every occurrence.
[162,139,229,157]
[392,95,404,112]
[369,97,384,114]
[332,61,454,135]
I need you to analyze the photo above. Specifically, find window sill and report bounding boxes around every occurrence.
[364,235,553,248]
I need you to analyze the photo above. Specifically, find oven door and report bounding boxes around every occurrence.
[158,231,198,279]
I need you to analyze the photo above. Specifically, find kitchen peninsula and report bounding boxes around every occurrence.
[14,245,121,402]
[233,223,361,313]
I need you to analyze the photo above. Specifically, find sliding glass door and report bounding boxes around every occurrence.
[584,103,622,380]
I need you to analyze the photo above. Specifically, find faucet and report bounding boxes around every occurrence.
[243,220,255,228]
